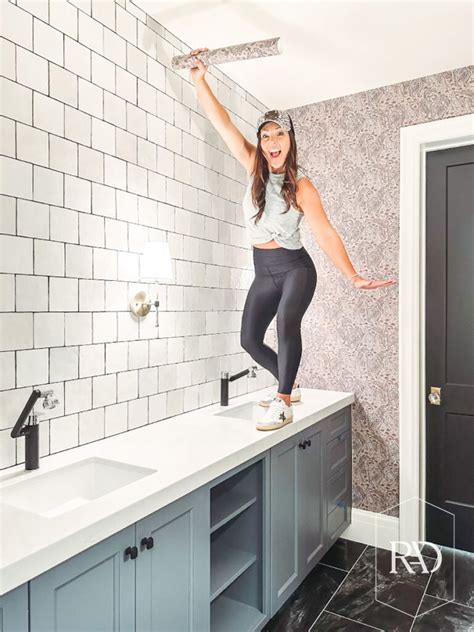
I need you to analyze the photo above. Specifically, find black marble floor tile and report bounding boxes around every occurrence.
[326,546,435,631]
[424,546,474,608]
[311,609,382,631]
[318,537,367,571]
[412,599,474,631]
[265,540,474,632]
[262,563,346,632]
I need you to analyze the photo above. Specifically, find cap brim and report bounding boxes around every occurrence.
[257,121,291,133]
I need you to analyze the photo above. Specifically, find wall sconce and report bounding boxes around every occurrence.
[129,241,173,328]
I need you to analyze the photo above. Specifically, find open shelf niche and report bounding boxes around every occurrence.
[209,460,265,632]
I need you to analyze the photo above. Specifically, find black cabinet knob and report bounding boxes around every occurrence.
[306,439,312,447]
[124,545,138,560]
[141,536,154,550]
[298,441,306,449]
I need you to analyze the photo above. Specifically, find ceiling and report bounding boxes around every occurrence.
[134,0,472,110]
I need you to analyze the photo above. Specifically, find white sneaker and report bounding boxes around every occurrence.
[256,397,294,431]
[259,384,301,407]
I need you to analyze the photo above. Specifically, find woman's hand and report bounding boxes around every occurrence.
[352,276,397,290]
[189,47,209,86]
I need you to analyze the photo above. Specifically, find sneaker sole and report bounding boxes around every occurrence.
[256,417,293,431]
[259,394,301,407]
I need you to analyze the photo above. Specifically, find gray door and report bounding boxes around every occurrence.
[0,584,28,632]
[270,432,301,615]
[425,144,474,552]
[298,426,324,577]
[135,487,210,632]
[30,525,136,631]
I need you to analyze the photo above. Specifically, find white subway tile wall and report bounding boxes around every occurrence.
[0,0,275,469]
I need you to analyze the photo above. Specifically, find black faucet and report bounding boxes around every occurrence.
[220,365,257,406]
[11,388,59,470]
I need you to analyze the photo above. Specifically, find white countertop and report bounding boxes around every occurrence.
[0,386,354,596]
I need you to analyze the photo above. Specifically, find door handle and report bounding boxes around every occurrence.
[141,536,154,550]
[428,386,441,406]
[124,545,138,560]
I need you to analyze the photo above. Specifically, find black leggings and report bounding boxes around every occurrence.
[240,245,317,395]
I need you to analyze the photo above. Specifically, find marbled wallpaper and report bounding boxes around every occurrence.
[283,66,472,515]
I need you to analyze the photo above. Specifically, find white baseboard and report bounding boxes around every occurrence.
[342,508,399,551]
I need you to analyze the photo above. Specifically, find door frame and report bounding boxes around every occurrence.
[399,113,473,543]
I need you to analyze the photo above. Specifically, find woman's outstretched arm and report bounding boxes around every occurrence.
[298,178,396,290]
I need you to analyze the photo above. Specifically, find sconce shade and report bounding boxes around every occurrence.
[140,241,173,282]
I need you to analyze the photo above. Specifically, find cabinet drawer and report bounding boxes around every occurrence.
[327,465,350,515]
[325,408,350,444]
[327,430,350,475]
[327,495,350,543]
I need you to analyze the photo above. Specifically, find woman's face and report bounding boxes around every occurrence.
[259,122,291,172]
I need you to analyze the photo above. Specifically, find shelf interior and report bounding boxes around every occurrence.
[210,490,257,533]
[211,595,264,632]
[210,540,256,601]
[209,460,264,627]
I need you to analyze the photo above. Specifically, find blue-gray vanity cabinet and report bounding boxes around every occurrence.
[270,406,352,617]
[0,583,28,632]
[8,404,351,632]
[135,486,209,632]
[30,524,136,632]
[270,423,324,615]
[29,486,209,632]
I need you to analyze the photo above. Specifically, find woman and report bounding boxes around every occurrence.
[189,48,396,431]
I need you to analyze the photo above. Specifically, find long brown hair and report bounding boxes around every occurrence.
[249,123,303,224]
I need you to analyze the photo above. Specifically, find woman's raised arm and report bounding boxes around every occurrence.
[190,48,256,174]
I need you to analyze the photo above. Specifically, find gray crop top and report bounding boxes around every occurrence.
[242,167,307,250]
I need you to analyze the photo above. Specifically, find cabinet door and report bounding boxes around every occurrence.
[325,406,352,544]
[270,432,302,615]
[298,426,324,578]
[30,525,136,632]
[136,486,210,632]
[0,583,28,632]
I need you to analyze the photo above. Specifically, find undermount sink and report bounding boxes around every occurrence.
[214,401,263,421]
[0,456,156,518]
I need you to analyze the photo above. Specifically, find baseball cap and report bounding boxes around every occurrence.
[256,110,294,135]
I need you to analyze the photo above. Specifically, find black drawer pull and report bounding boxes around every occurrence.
[298,441,307,450]
[141,536,154,550]
[124,545,138,560]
